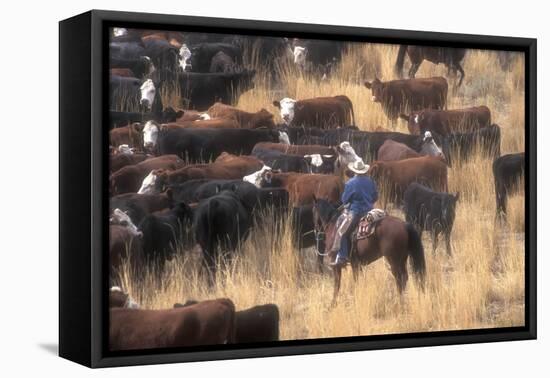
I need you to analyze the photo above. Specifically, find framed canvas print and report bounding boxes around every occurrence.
[59,10,536,368]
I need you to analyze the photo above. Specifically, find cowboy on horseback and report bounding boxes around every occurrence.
[330,159,378,267]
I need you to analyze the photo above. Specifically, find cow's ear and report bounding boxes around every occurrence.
[454,192,460,202]
[399,114,409,122]
[176,110,185,118]
[272,100,281,108]
[304,155,312,162]
[296,103,305,111]
[230,183,239,192]
[215,185,221,194]
[364,81,372,89]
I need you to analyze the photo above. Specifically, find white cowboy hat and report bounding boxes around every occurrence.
[347,159,370,174]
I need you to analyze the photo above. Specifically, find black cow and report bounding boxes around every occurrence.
[189,43,242,73]
[139,202,195,267]
[109,108,184,129]
[110,40,179,77]
[176,70,256,110]
[291,39,347,77]
[193,191,252,281]
[493,152,525,219]
[404,183,459,256]
[442,124,501,166]
[291,205,324,272]
[110,41,145,60]
[277,126,358,145]
[110,57,154,78]
[252,147,310,173]
[109,76,142,111]
[157,128,283,162]
[209,51,237,73]
[233,304,280,343]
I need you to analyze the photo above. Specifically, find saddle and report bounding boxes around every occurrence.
[356,209,387,240]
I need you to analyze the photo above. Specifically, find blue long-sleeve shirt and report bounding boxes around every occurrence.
[341,175,378,215]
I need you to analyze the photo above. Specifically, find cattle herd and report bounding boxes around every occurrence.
[108,27,526,350]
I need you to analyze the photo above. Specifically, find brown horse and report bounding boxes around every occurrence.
[395,45,467,86]
[312,198,426,306]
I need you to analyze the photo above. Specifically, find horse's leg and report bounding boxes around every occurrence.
[445,231,452,256]
[456,63,465,86]
[351,260,362,282]
[331,266,342,308]
[317,253,324,274]
[409,62,420,78]
[390,259,408,295]
[431,232,438,256]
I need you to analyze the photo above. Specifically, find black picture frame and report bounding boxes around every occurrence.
[59,9,537,368]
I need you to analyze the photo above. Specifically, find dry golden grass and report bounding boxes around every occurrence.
[116,43,525,339]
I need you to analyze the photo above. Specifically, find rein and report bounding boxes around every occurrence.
[313,206,341,257]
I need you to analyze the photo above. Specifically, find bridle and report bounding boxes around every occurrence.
[313,206,341,257]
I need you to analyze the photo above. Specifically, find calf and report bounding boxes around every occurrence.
[109,108,183,129]
[109,298,236,350]
[110,56,155,78]
[404,183,459,256]
[252,147,310,173]
[493,152,525,219]
[207,103,276,129]
[188,42,243,73]
[109,286,140,309]
[109,221,142,281]
[209,51,237,73]
[401,106,491,135]
[109,123,142,148]
[110,151,148,173]
[272,95,355,129]
[364,77,448,122]
[368,156,448,205]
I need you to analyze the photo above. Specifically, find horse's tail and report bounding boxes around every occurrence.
[406,223,426,289]
[395,45,407,77]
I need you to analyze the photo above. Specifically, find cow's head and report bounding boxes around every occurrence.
[253,109,276,129]
[109,286,140,309]
[272,98,297,125]
[178,44,192,71]
[138,170,159,194]
[336,141,361,169]
[243,165,272,188]
[364,77,384,103]
[293,46,308,69]
[139,56,156,76]
[142,120,160,150]
[420,131,445,160]
[160,107,185,123]
[116,144,135,155]
[112,28,127,37]
[139,79,156,110]
[304,154,338,174]
[278,131,290,145]
[401,112,423,134]
[109,208,142,237]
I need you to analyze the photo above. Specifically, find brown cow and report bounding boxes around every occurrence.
[368,156,448,205]
[110,68,136,77]
[109,155,184,195]
[253,142,335,156]
[207,102,276,129]
[109,224,142,280]
[364,77,448,123]
[109,298,236,351]
[163,118,240,129]
[272,96,355,129]
[400,106,491,135]
[110,152,149,173]
[174,301,280,343]
[110,123,142,148]
[258,170,343,206]
[154,153,263,188]
[377,134,445,162]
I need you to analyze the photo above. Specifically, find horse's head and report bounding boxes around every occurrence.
[312,196,339,260]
